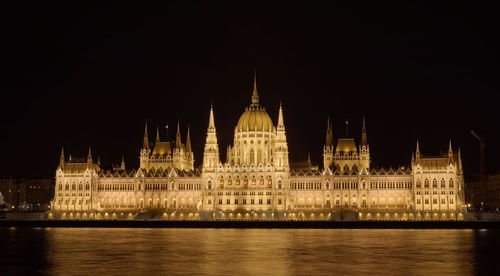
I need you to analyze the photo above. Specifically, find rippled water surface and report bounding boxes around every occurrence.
[1,228,498,275]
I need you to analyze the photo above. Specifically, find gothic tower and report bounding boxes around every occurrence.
[323,117,334,169]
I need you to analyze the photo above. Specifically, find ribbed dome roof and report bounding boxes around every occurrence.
[236,107,274,132]
[335,138,358,153]
[236,71,274,132]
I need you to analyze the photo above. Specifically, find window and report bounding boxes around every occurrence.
[425,199,429,204]
[441,199,446,204]
[235,199,238,204]
[243,199,247,204]
[432,179,437,188]
[251,199,255,204]
[424,179,429,188]
[417,199,421,204]
[226,199,230,204]
[259,199,263,204]
[278,180,282,189]
[260,177,264,185]
[208,199,212,204]
[278,199,282,204]
[267,199,271,204]
[450,199,454,204]
[449,179,454,188]
[218,199,222,204]
[441,179,446,188]
[433,199,437,204]
[416,180,421,188]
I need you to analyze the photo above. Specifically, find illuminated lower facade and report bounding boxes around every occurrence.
[48,75,466,220]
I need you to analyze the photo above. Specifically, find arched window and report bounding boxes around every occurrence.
[441,179,446,188]
[424,179,429,188]
[207,180,212,189]
[449,179,454,188]
[278,180,282,189]
[326,181,330,190]
[432,179,437,188]
[250,149,255,164]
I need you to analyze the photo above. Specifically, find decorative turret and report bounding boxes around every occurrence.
[277,101,285,131]
[458,148,463,173]
[186,125,192,154]
[202,104,220,170]
[121,155,125,170]
[87,146,92,167]
[323,117,334,169]
[274,102,289,169]
[359,116,370,170]
[140,121,151,169]
[156,125,160,142]
[448,139,453,163]
[415,140,421,163]
[175,120,182,149]
[59,146,65,170]
[361,116,367,146]
[143,121,150,150]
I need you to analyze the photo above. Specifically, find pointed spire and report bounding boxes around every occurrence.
[277,101,284,129]
[176,120,182,148]
[121,155,125,170]
[448,139,453,154]
[59,146,65,169]
[87,146,92,163]
[416,140,420,156]
[208,103,216,132]
[251,70,259,106]
[60,146,64,161]
[326,116,333,146]
[156,125,160,142]
[307,152,311,164]
[186,125,192,152]
[97,156,101,166]
[143,120,149,149]
[458,148,463,171]
[361,116,367,145]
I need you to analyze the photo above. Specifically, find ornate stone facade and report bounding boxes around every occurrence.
[49,75,466,220]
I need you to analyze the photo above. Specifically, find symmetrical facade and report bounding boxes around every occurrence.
[49,75,466,220]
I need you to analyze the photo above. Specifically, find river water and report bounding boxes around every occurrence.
[1,228,498,275]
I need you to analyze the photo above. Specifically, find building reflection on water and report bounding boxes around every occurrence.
[1,228,499,275]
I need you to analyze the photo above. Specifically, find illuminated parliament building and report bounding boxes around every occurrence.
[49,76,466,220]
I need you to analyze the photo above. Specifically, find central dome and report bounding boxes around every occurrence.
[236,71,274,132]
[236,107,274,132]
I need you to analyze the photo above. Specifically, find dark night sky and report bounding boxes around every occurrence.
[1,2,499,179]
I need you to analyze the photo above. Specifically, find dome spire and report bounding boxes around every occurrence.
[251,70,259,106]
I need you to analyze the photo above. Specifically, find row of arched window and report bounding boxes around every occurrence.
[415,178,454,189]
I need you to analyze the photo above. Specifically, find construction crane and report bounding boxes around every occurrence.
[470,130,486,209]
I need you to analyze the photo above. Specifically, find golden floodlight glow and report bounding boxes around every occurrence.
[49,74,465,221]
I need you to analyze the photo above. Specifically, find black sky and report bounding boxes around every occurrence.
[1,1,499,179]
